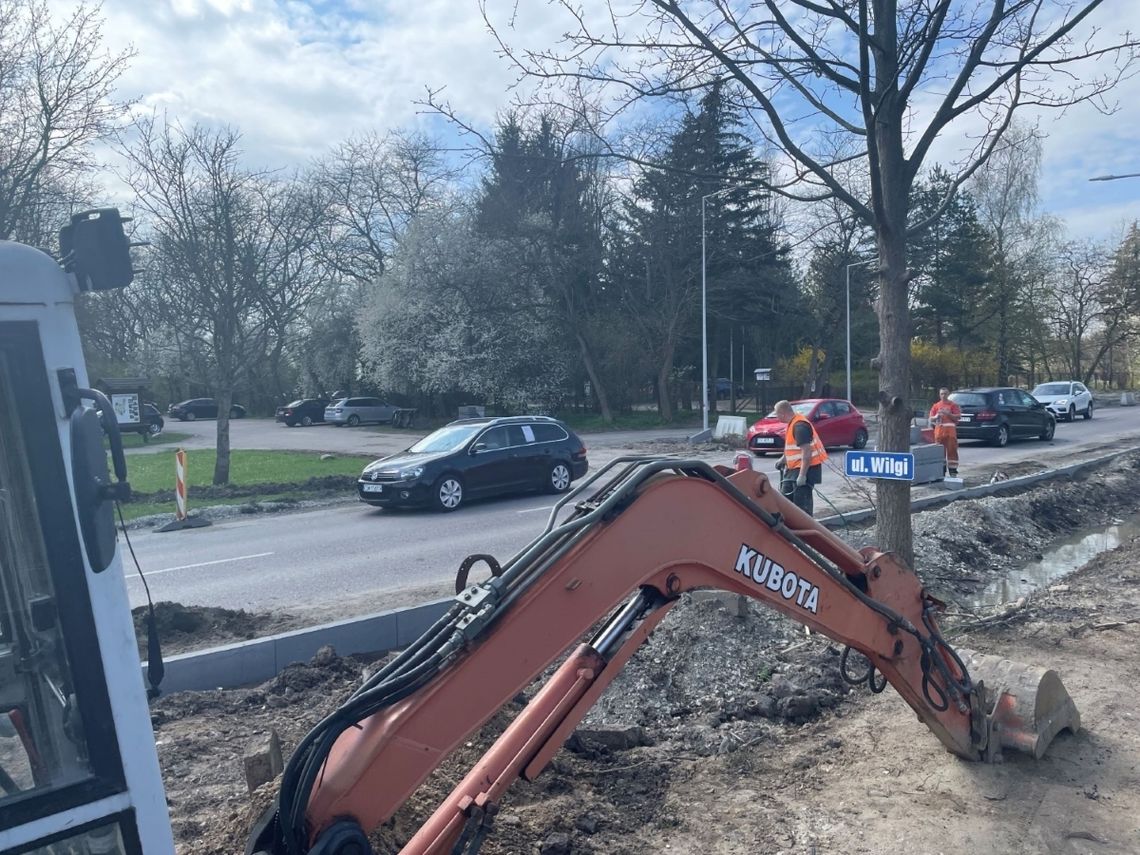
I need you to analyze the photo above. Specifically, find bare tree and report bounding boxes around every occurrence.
[484,0,1138,565]
[312,131,457,287]
[121,119,326,484]
[0,0,132,241]
[1045,240,1123,383]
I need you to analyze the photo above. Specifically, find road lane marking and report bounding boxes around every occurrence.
[125,552,275,579]
[517,505,555,514]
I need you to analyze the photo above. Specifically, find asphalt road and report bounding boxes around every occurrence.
[122,405,1140,618]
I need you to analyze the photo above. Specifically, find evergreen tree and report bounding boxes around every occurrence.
[909,169,997,370]
[475,113,616,418]
[616,83,797,418]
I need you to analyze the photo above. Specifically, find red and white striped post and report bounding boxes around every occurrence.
[157,447,211,532]
[174,448,188,521]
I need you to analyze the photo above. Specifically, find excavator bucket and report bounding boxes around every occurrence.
[958,649,1081,760]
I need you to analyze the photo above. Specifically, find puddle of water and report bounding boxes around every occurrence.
[970,513,1140,609]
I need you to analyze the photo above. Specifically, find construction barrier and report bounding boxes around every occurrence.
[175,448,188,520]
[156,447,211,532]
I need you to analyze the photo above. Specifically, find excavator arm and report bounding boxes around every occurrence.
[248,457,1079,855]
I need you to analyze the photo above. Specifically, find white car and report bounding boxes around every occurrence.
[1031,381,1093,421]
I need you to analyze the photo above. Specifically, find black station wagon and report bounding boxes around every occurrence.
[358,416,589,511]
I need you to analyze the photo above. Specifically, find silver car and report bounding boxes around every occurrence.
[325,396,398,426]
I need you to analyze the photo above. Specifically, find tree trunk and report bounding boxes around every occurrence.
[874,229,914,568]
[656,339,675,421]
[213,387,233,486]
[575,328,613,423]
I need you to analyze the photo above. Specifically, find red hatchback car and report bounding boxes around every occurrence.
[746,398,869,457]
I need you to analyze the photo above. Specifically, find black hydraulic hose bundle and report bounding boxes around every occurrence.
[270,604,467,854]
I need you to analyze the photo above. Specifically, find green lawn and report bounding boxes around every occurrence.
[120,449,370,520]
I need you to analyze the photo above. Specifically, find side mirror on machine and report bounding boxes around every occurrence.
[58,370,131,573]
[59,208,137,292]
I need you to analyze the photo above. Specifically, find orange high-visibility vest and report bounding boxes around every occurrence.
[785,413,828,470]
[929,400,961,434]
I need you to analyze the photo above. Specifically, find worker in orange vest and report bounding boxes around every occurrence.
[774,400,828,515]
[929,387,962,477]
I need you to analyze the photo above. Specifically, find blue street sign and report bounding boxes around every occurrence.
[845,450,915,481]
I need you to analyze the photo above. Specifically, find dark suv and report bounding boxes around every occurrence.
[949,387,1056,447]
[357,416,589,511]
[276,398,329,427]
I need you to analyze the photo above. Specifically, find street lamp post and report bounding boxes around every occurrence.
[701,185,749,433]
[845,258,877,403]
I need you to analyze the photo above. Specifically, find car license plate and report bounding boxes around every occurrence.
[959,415,972,423]
[362,484,384,493]
[755,437,776,445]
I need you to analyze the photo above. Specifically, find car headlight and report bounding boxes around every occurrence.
[1056,398,1068,405]
[400,466,424,480]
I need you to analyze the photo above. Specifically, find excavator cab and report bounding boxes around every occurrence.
[0,221,173,853]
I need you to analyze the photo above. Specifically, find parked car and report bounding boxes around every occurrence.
[949,387,1055,447]
[140,403,164,437]
[99,402,164,438]
[357,416,589,511]
[715,377,745,399]
[1031,381,1093,422]
[746,398,868,456]
[275,398,329,427]
[325,397,398,427]
[168,398,247,421]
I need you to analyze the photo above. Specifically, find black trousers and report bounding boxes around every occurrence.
[780,471,814,515]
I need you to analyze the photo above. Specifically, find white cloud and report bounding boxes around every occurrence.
[90,0,571,168]
[55,0,1140,242]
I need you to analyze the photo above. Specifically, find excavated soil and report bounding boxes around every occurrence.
[150,462,1140,854]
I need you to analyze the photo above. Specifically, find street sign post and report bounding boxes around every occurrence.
[845,450,915,481]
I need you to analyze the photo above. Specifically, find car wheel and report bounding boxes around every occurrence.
[992,423,1010,448]
[433,475,464,511]
[185,411,196,421]
[547,462,573,494]
[1041,417,1055,441]
[147,421,162,436]
[1084,402,1093,420]
[1067,405,1076,422]
[852,428,869,450]
[301,416,313,427]
[347,414,361,427]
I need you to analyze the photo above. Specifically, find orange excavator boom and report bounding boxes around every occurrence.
[247,457,1079,855]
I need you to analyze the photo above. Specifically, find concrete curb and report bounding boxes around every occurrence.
[143,444,1140,694]
[143,599,451,694]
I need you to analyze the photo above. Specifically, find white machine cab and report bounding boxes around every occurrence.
[0,217,174,853]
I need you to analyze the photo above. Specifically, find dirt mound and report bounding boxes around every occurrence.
[132,474,357,503]
[133,602,299,657]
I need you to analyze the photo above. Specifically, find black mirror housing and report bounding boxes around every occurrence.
[59,208,135,292]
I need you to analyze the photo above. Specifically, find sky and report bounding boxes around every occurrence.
[75,0,1140,241]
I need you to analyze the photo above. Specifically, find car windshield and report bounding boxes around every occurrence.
[949,392,989,407]
[328,399,346,407]
[764,402,816,418]
[1032,383,1071,396]
[408,424,483,453]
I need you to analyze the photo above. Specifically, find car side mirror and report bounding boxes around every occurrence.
[814,413,831,421]
[471,442,487,454]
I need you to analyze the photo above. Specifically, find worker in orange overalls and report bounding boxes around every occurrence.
[928,387,962,477]
[774,400,828,515]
